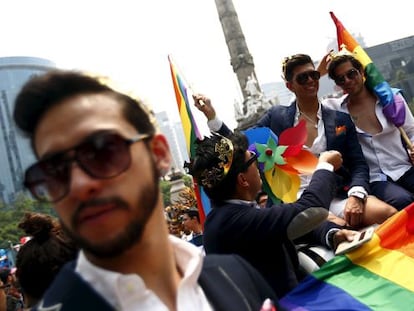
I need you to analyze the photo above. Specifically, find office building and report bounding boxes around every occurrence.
[0,57,56,203]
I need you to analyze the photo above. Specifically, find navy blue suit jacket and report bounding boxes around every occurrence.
[204,169,338,298]
[33,254,284,311]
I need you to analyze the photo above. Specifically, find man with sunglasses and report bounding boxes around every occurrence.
[194,54,396,229]
[13,70,285,310]
[324,54,414,210]
[189,131,358,297]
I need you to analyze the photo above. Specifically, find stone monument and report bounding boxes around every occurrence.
[214,0,278,130]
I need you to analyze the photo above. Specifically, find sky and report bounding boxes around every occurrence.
[1,0,413,133]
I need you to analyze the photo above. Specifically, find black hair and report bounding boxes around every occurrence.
[15,212,78,302]
[282,54,314,82]
[327,54,364,80]
[13,70,156,151]
[0,268,10,284]
[183,209,200,223]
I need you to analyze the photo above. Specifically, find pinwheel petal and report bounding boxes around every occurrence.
[277,163,299,174]
[285,150,318,174]
[243,127,279,146]
[281,174,300,203]
[265,167,300,203]
[279,119,307,146]
[282,145,302,157]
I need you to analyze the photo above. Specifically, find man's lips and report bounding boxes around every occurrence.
[76,203,119,225]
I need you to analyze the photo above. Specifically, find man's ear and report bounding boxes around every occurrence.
[285,81,293,92]
[150,134,171,176]
[237,172,249,188]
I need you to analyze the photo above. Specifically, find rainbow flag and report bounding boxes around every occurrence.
[168,55,211,222]
[330,11,406,127]
[280,202,414,310]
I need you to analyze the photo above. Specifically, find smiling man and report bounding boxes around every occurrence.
[13,70,282,311]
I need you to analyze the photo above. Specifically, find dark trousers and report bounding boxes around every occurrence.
[371,173,414,210]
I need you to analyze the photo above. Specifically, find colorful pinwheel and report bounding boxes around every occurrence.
[244,120,318,203]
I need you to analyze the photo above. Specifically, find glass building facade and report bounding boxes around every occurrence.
[0,57,56,203]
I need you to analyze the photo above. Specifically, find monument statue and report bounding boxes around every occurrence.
[244,74,261,99]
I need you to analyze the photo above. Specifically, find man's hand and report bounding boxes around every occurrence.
[333,229,358,250]
[344,196,365,228]
[192,94,216,120]
[318,150,343,171]
[316,49,334,76]
[408,147,414,164]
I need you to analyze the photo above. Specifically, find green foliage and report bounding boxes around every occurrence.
[0,192,55,249]
[182,174,194,188]
[159,179,171,207]
[159,174,195,208]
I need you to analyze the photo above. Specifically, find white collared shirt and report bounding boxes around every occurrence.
[75,235,212,311]
[324,95,414,181]
[294,102,327,194]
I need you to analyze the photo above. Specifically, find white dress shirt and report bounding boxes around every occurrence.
[323,94,414,182]
[75,235,212,311]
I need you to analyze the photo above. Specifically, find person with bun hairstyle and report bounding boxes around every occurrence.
[15,212,78,309]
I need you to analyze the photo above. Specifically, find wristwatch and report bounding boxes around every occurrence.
[350,191,367,202]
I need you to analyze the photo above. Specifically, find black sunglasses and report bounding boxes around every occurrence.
[24,131,151,202]
[334,69,359,86]
[295,70,320,85]
[240,151,258,171]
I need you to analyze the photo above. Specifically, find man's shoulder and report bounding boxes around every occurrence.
[200,254,282,310]
[322,95,348,111]
[322,104,353,122]
[34,261,114,311]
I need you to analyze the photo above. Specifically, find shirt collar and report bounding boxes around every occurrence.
[294,101,322,125]
[75,235,205,310]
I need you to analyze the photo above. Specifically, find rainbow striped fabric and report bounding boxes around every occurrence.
[167,56,210,221]
[330,11,406,127]
[280,202,414,310]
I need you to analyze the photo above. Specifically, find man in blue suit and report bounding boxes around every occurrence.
[194,54,396,229]
[13,70,283,311]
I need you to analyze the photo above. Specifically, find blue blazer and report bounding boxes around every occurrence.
[33,254,284,311]
[218,102,370,195]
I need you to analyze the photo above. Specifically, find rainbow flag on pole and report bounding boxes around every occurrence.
[168,55,211,222]
[330,11,406,128]
[280,202,414,310]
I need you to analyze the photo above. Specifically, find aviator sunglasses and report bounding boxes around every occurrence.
[334,68,359,86]
[294,70,321,85]
[24,131,151,202]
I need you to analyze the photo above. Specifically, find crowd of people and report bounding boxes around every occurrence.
[2,50,413,310]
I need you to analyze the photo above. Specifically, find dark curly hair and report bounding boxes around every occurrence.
[15,212,78,305]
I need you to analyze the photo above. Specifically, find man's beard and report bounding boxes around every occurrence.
[61,160,160,258]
